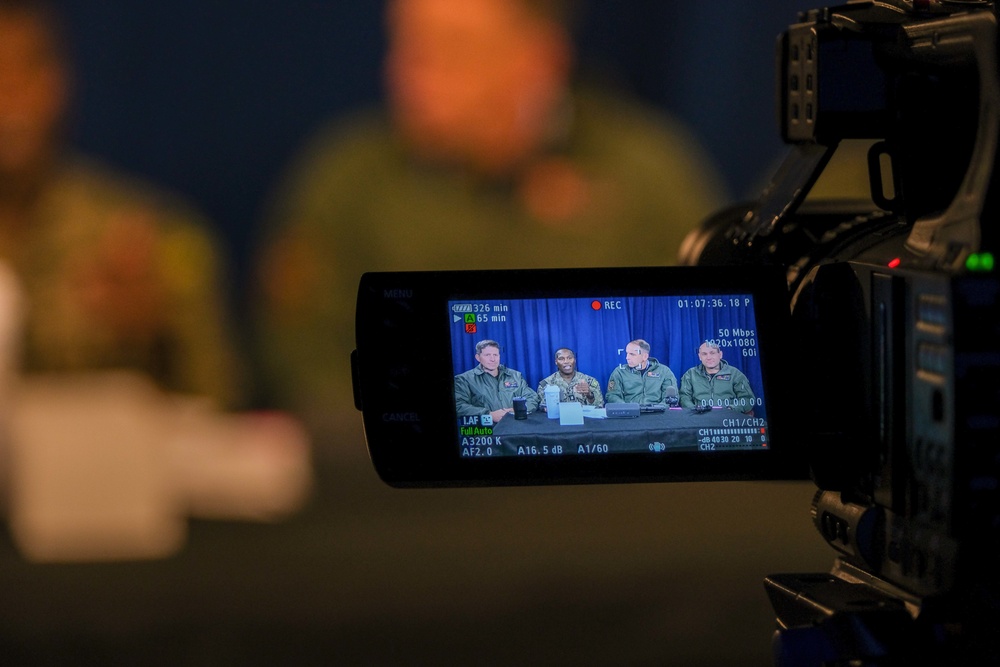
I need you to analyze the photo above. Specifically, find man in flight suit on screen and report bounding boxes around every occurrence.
[454,339,539,422]
[679,341,756,413]
[605,339,676,404]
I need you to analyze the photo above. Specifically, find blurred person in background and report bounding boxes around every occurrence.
[0,0,311,559]
[0,0,241,407]
[256,0,727,441]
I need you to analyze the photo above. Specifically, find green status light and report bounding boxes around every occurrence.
[966,252,995,272]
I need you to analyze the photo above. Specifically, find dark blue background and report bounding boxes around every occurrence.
[7,7,830,660]
[53,1,815,300]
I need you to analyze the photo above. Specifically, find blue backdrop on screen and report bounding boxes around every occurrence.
[448,295,766,418]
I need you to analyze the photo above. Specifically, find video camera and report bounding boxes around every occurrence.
[682,1,1000,663]
[353,1,1000,663]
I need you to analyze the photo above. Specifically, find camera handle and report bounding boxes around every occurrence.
[730,141,837,247]
[901,11,1000,269]
[733,8,999,271]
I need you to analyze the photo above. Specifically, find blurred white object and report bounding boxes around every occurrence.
[9,373,185,561]
[6,372,313,563]
[168,400,313,522]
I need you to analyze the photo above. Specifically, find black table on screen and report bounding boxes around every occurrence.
[489,407,765,455]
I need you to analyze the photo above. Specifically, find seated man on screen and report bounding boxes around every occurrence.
[536,347,603,410]
[679,341,756,413]
[605,339,676,405]
[454,339,539,422]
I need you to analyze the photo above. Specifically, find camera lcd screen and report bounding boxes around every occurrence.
[355,266,802,487]
[448,293,770,459]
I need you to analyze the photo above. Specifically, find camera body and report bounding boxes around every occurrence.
[354,0,1000,661]
[681,0,1000,661]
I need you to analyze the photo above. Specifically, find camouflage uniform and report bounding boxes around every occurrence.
[679,360,756,413]
[256,87,727,433]
[0,156,242,408]
[536,371,603,408]
[605,358,677,405]
[454,364,539,417]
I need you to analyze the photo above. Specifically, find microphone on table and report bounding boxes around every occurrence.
[664,386,679,407]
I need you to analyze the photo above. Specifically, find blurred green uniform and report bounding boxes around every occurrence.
[536,371,603,408]
[0,156,242,407]
[257,88,727,433]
